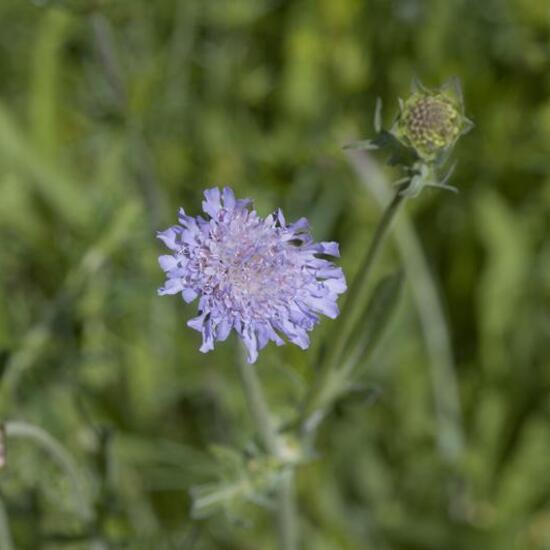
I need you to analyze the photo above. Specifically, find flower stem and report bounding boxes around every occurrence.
[301,188,407,429]
[0,495,14,550]
[237,359,280,456]
[277,469,297,550]
[236,358,297,550]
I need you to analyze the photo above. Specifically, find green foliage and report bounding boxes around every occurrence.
[0,0,549,548]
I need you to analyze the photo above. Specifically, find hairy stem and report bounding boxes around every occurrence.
[277,470,297,550]
[237,360,280,455]
[237,358,297,550]
[0,495,14,550]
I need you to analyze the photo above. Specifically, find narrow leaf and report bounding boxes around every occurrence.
[342,270,404,375]
[374,97,383,133]
[343,139,379,151]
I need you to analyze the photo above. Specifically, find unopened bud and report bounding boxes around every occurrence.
[393,80,472,161]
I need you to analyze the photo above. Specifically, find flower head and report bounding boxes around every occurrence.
[392,79,472,162]
[157,187,347,363]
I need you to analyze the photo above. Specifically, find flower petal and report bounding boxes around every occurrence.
[182,288,199,303]
[158,255,178,271]
[157,227,180,250]
[158,278,184,295]
[222,187,236,209]
[202,188,222,218]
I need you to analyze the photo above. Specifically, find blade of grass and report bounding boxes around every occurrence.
[0,200,141,413]
[4,420,92,521]
[0,101,90,229]
[29,9,71,159]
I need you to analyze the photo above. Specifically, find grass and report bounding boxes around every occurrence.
[0,0,549,548]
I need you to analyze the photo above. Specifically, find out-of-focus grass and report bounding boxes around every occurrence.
[0,0,549,548]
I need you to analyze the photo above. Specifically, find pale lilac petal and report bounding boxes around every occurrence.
[288,217,309,234]
[158,255,179,271]
[242,328,258,364]
[304,296,340,319]
[157,228,180,250]
[182,288,199,303]
[158,278,184,295]
[199,320,215,353]
[222,187,236,209]
[187,313,206,332]
[216,319,232,341]
[315,266,344,279]
[256,324,271,350]
[202,188,222,218]
[325,277,347,294]
[318,241,340,257]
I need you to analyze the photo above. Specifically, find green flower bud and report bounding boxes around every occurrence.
[392,80,472,162]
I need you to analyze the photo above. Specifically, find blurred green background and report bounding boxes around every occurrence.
[0,0,549,548]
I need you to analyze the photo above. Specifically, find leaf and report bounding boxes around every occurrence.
[374,97,383,133]
[333,384,383,414]
[343,139,379,151]
[0,101,91,229]
[209,444,246,477]
[29,9,71,159]
[190,479,252,519]
[342,270,404,375]
[303,272,404,422]
[189,446,281,519]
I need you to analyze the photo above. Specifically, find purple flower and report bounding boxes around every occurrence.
[157,187,347,363]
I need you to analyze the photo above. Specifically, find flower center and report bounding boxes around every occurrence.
[402,94,461,154]
[201,213,299,317]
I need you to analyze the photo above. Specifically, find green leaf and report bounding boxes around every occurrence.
[189,446,282,519]
[342,270,404,375]
[343,139,379,151]
[190,479,252,519]
[304,272,404,421]
[374,97,383,133]
[209,444,246,477]
[29,9,71,160]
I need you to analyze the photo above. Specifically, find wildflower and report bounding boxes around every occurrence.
[157,187,347,363]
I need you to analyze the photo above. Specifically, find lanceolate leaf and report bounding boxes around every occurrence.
[342,139,379,151]
[302,272,404,425]
[342,270,404,375]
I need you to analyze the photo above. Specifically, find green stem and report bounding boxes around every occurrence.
[301,189,406,430]
[277,470,297,550]
[236,359,298,550]
[0,495,14,550]
[237,360,280,456]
